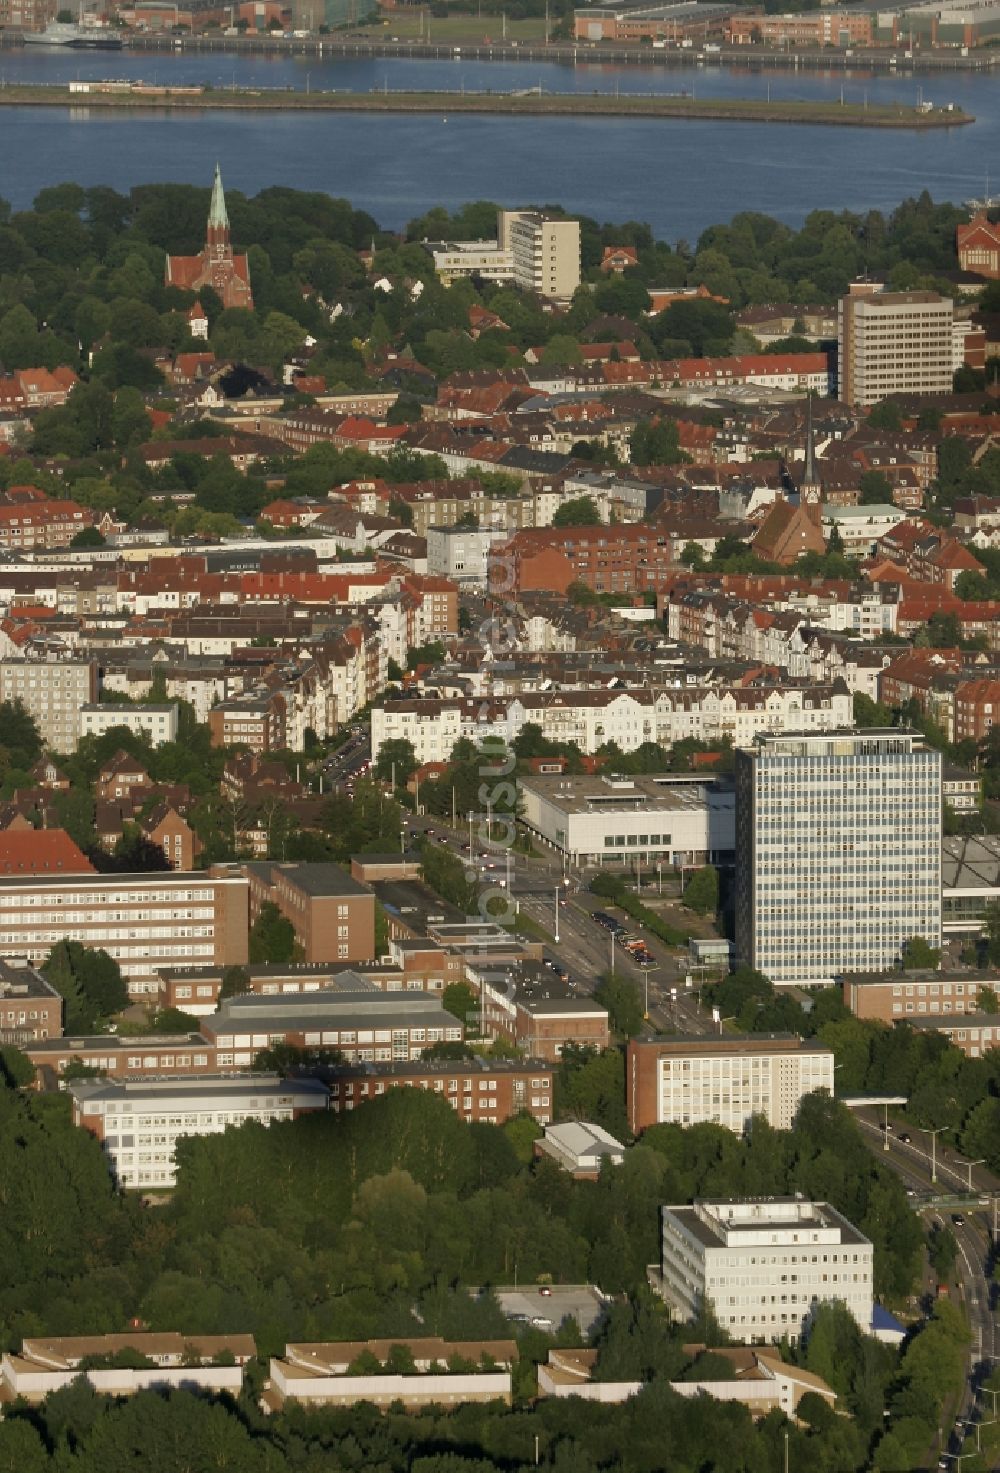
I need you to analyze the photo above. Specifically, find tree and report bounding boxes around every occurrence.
[42,940,128,1033]
[683,865,719,915]
[374,737,417,787]
[859,470,894,506]
[900,936,940,971]
[552,495,601,528]
[220,965,251,999]
[594,971,644,1038]
[70,525,105,548]
[248,901,300,964]
[630,417,686,467]
[0,699,41,772]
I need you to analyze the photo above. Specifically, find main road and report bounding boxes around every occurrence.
[854,1112,999,1464]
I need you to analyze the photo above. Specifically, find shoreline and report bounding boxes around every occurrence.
[0,84,975,127]
[2,31,998,73]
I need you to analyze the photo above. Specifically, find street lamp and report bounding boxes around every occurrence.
[553,886,560,944]
[954,1157,986,1193]
[940,1453,977,1471]
[923,1124,952,1185]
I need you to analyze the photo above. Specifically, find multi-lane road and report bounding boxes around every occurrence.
[854,1113,999,1465]
[402,810,713,1034]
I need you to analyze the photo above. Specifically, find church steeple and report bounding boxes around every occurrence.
[799,392,822,504]
[206,164,232,261]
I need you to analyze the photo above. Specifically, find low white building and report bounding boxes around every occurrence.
[519,772,736,869]
[79,701,179,746]
[1,1332,254,1403]
[70,1074,329,1190]
[268,1338,517,1410]
[535,1120,626,1177]
[658,1198,874,1345]
[820,504,908,556]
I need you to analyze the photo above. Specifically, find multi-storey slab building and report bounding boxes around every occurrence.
[837,283,954,407]
[658,1198,874,1344]
[0,658,98,752]
[70,1074,328,1189]
[626,1034,835,1135]
[842,968,992,1023]
[735,730,942,986]
[0,868,249,998]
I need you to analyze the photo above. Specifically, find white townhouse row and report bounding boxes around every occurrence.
[370,681,853,765]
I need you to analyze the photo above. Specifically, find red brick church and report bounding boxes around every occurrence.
[164,165,253,310]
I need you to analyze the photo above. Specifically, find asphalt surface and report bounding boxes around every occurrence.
[402,812,718,1035]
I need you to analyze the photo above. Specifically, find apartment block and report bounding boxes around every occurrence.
[0,958,63,1044]
[626,1034,835,1136]
[658,1198,874,1345]
[0,868,249,998]
[244,862,375,965]
[24,1032,215,1085]
[207,694,286,752]
[326,1056,555,1124]
[79,702,179,747]
[199,988,464,1066]
[735,730,942,986]
[0,658,98,752]
[842,969,992,1023]
[69,1074,328,1189]
[837,283,954,407]
[499,209,581,301]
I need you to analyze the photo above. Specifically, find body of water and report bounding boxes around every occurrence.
[0,48,993,239]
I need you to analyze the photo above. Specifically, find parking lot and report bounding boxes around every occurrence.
[495,1285,608,1336]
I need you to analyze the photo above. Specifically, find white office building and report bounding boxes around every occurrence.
[735,730,942,986]
[519,772,735,869]
[658,1197,874,1344]
[69,1074,329,1189]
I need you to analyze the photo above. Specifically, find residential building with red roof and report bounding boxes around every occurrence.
[957,215,1000,280]
[0,829,94,877]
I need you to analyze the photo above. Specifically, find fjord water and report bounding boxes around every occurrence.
[0,47,995,238]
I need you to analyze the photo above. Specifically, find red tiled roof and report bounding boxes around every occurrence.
[0,828,94,875]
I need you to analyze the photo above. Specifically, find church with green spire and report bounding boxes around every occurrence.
[164,165,253,312]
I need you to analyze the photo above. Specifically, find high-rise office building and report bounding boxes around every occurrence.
[837,283,954,406]
[735,730,942,986]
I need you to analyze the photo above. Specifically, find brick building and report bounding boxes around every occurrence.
[0,958,62,1044]
[207,694,286,752]
[326,1056,555,1124]
[957,215,1000,280]
[244,862,376,965]
[842,969,994,1022]
[953,678,1000,742]
[164,166,253,311]
[909,1013,1000,1058]
[470,963,610,1060]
